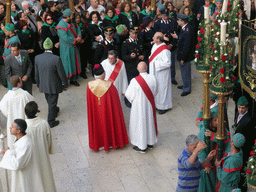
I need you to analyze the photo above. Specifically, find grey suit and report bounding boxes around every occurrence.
[35,51,68,126]
[5,50,33,94]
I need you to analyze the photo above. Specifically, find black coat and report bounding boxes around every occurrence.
[88,23,103,43]
[119,12,138,29]
[0,32,5,65]
[102,16,120,28]
[17,29,37,51]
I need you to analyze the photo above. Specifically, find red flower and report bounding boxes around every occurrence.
[210,65,212,69]
[246,169,252,174]
[94,64,100,69]
[237,12,239,16]
[227,44,232,47]
[216,12,219,16]
[220,77,226,83]
[221,55,227,61]
[196,44,200,49]
[230,60,234,64]
[227,8,231,11]
[212,56,215,61]
[195,54,200,58]
[250,151,255,156]
[219,68,225,74]
[198,37,202,42]
[231,76,236,80]
[228,1,231,7]
[200,28,205,34]
[210,44,216,51]
[229,52,232,55]
[254,139,256,143]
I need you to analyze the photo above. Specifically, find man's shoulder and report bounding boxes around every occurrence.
[5,54,14,61]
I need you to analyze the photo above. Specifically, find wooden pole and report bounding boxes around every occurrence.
[5,0,11,24]
[68,0,75,13]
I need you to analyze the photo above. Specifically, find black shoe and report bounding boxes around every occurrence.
[147,145,154,150]
[49,120,60,128]
[55,107,60,118]
[70,81,80,86]
[133,146,146,154]
[181,91,191,97]
[81,73,87,79]
[158,109,168,114]
[171,80,178,85]
[177,85,183,89]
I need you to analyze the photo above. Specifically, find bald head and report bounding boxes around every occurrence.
[137,62,148,73]
[153,32,164,44]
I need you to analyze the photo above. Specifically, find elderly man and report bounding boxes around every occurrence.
[5,42,33,94]
[215,133,245,192]
[57,9,82,87]
[177,135,216,192]
[149,32,172,114]
[125,62,157,153]
[87,64,129,151]
[101,50,128,99]
[87,0,105,13]
[0,76,34,148]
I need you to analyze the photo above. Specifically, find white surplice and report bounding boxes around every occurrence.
[0,89,34,148]
[101,58,128,99]
[0,135,36,192]
[26,117,56,192]
[149,43,173,110]
[125,72,157,150]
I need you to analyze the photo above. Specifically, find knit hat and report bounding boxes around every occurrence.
[211,106,218,119]
[237,96,248,106]
[63,9,72,17]
[233,133,246,148]
[116,24,126,35]
[157,4,165,11]
[43,37,53,50]
[93,64,104,76]
[5,23,15,32]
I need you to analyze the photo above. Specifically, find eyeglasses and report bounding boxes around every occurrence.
[46,18,53,20]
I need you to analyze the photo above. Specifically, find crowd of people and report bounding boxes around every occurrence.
[0,0,255,191]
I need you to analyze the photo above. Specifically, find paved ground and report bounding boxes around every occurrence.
[0,62,239,192]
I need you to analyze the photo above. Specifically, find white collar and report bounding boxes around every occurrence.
[105,38,113,44]
[129,37,137,42]
[15,54,21,58]
[182,23,188,30]
[45,50,53,53]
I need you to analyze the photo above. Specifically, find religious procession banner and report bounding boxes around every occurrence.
[239,20,256,98]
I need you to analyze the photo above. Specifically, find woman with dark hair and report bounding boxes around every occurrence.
[165,2,177,19]
[11,2,18,24]
[88,11,103,68]
[112,0,122,15]
[36,10,46,36]
[119,1,138,29]
[75,0,87,13]
[81,10,90,26]
[0,2,5,22]
[47,1,62,24]
[138,0,153,25]
[41,13,59,55]
[74,12,90,79]
[102,6,120,28]
[139,16,155,62]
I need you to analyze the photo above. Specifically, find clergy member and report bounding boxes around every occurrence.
[125,62,157,153]
[87,64,129,151]
[25,101,57,192]
[0,75,34,149]
[149,32,172,114]
[101,50,128,100]
[0,119,34,192]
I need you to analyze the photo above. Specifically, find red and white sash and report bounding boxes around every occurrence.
[108,59,123,83]
[135,75,158,136]
[149,44,169,64]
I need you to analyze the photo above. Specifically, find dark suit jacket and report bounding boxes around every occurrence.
[5,50,33,94]
[35,52,68,94]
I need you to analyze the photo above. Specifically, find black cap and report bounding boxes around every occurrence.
[142,16,153,24]
[104,26,115,35]
[161,8,169,16]
[177,13,188,21]
[93,64,104,76]
[129,26,139,33]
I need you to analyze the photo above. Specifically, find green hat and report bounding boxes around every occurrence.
[210,91,217,100]
[237,96,248,106]
[43,37,53,50]
[232,189,241,192]
[5,23,15,32]
[211,106,218,119]
[215,0,223,2]
[157,4,165,11]
[116,24,126,35]
[233,133,245,148]
[63,9,73,17]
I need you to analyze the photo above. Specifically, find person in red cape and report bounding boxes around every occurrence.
[87,64,129,151]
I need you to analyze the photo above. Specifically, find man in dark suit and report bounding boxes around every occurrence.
[35,38,68,128]
[5,42,33,95]
[233,96,255,192]
[171,14,194,97]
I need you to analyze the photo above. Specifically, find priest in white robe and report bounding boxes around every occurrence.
[0,119,35,192]
[101,50,128,99]
[0,76,34,149]
[125,62,157,153]
[25,101,56,192]
[149,32,172,115]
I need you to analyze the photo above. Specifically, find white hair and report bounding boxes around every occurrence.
[185,134,200,146]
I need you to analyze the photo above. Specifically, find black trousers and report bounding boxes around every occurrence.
[44,93,59,125]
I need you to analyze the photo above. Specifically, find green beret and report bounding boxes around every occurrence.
[233,133,245,148]
[237,96,248,106]
[63,9,73,17]
[5,23,15,32]
[116,24,126,35]
[43,37,53,50]
[211,106,218,119]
